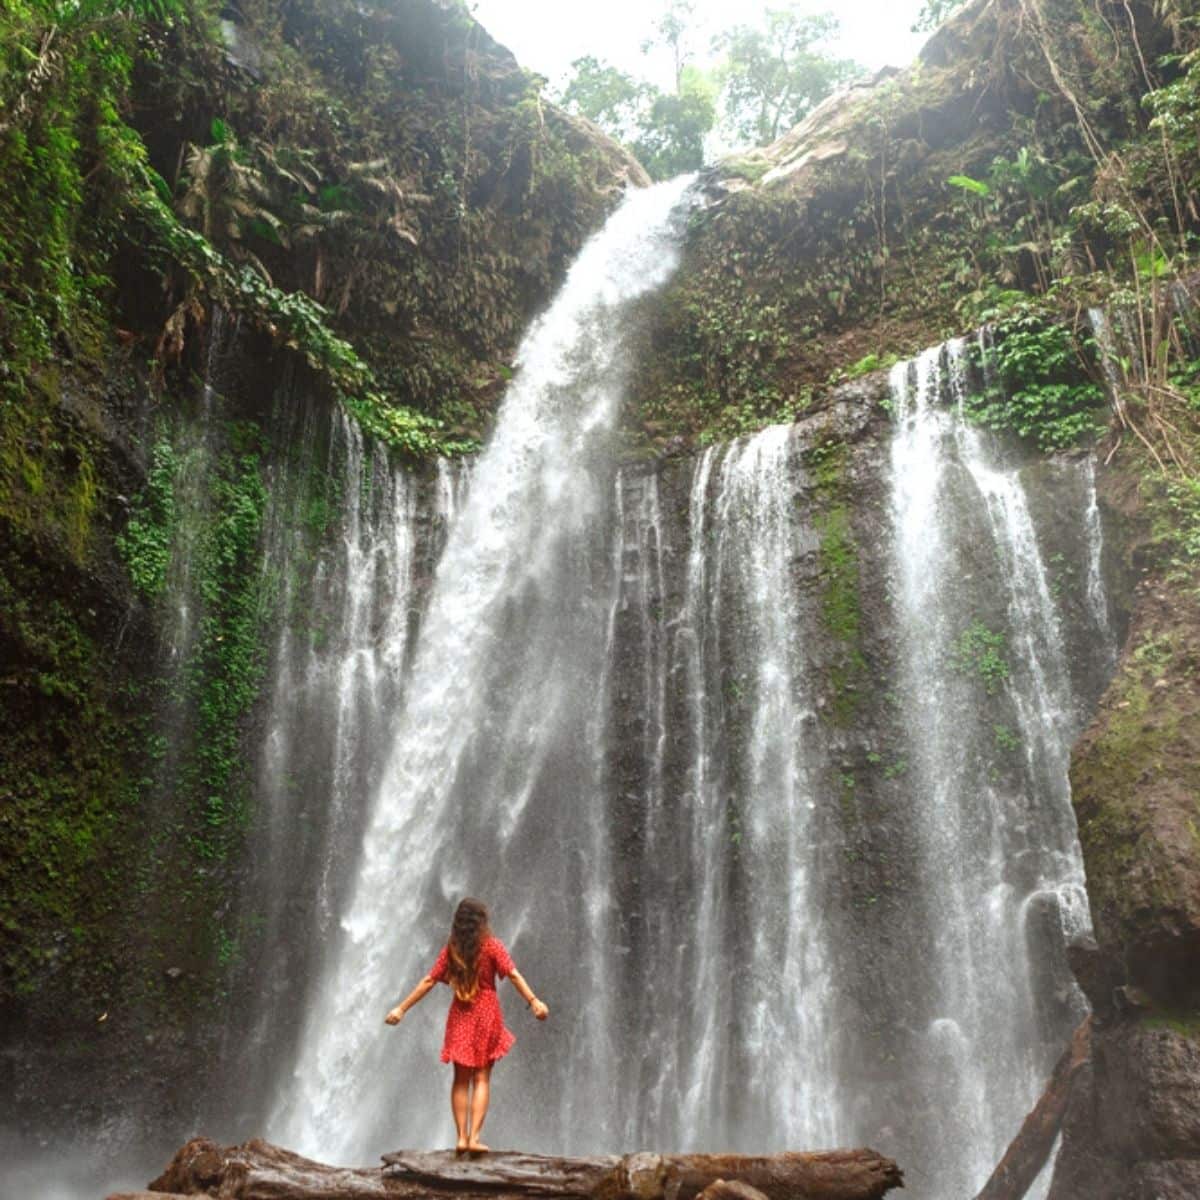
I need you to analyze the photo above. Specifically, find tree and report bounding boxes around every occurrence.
[641,0,697,94]
[632,67,718,179]
[557,57,715,181]
[559,55,646,142]
[717,7,860,147]
[912,0,970,34]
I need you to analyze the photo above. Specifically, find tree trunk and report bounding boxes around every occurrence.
[128,1138,903,1200]
[971,1016,1093,1200]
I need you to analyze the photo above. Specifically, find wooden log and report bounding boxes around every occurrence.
[971,1016,1093,1200]
[126,1138,903,1200]
[381,1150,621,1194]
[656,1152,903,1200]
[384,1149,902,1200]
[143,1137,397,1199]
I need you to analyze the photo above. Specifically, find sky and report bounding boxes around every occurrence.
[468,0,932,94]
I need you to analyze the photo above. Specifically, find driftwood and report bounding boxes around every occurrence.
[971,1016,1093,1200]
[126,1137,903,1200]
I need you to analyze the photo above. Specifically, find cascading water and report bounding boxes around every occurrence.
[237,183,1118,1192]
[608,429,843,1152]
[230,394,468,1120]
[271,176,697,1162]
[886,340,1110,1197]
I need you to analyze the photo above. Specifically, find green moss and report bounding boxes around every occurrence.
[816,503,866,725]
[0,376,106,567]
[1072,626,1189,935]
[0,546,153,1013]
[183,434,272,863]
[1142,1008,1200,1042]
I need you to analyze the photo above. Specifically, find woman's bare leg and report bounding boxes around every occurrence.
[451,1063,471,1152]
[467,1065,492,1152]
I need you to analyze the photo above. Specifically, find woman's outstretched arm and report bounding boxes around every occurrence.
[385,974,436,1025]
[507,968,549,1020]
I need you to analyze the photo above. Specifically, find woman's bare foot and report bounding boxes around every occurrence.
[466,1140,489,1156]
[455,1135,469,1156]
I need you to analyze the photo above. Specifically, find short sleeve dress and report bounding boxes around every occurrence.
[428,935,518,1067]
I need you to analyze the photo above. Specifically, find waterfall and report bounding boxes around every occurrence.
[886,341,1109,1197]
[271,176,697,1161]
[244,186,1117,1189]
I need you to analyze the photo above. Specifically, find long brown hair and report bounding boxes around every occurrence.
[446,898,491,1003]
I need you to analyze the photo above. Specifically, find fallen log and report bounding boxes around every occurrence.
[381,1150,620,1194]
[385,1148,903,1200]
[126,1138,903,1200]
[971,1016,1093,1200]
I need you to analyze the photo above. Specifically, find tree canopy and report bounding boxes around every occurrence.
[554,1,862,181]
[717,10,859,146]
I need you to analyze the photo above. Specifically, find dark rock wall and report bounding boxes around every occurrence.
[1049,511,1200,1200]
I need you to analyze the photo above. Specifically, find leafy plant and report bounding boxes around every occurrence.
[116,440,179,597]
[965,302,1105,451]
[952,621,1011,695]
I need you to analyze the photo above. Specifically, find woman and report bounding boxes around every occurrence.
[386,898,549,1154]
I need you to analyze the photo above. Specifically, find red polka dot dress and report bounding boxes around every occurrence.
[429,936,517,1068]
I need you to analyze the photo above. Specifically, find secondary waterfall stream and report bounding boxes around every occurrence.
[238,184,1121,1197]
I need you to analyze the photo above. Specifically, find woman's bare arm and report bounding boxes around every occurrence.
[508,968,549,1020]
[385,975,436,1025]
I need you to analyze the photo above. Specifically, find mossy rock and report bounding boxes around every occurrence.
[1070,578,1200,1002]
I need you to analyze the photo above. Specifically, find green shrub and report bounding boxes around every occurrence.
[966,303,1105,451]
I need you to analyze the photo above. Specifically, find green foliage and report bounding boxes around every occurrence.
[559,55,645,140]
[965,303,1105,451]
[952,620,1011,695]
[0,545,151,1011]
[558,56,716,181]
[632,69,717,180]
[832,350,900,384]
[344,394,477,458]
[947,174,990,198]
[557,2,860,180]
[185,438,270,862]
[994,723,1021,752]
[117,440,179,597]
[912,0,969,34]
[717,7,860,147]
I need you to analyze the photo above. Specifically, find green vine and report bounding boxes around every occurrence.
[116,439,179,597]
[183,433,270,862]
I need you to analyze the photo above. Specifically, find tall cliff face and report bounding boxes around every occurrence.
[619,0,1188,453]
[1048,464,1200,1200]
[610,0,1200,1189]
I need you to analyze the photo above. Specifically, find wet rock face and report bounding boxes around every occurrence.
[1049,494,1200,1197]
[1068,577,1200,1002]
[1093,1024,1200,1161]
[1052,1024,1200,1200]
